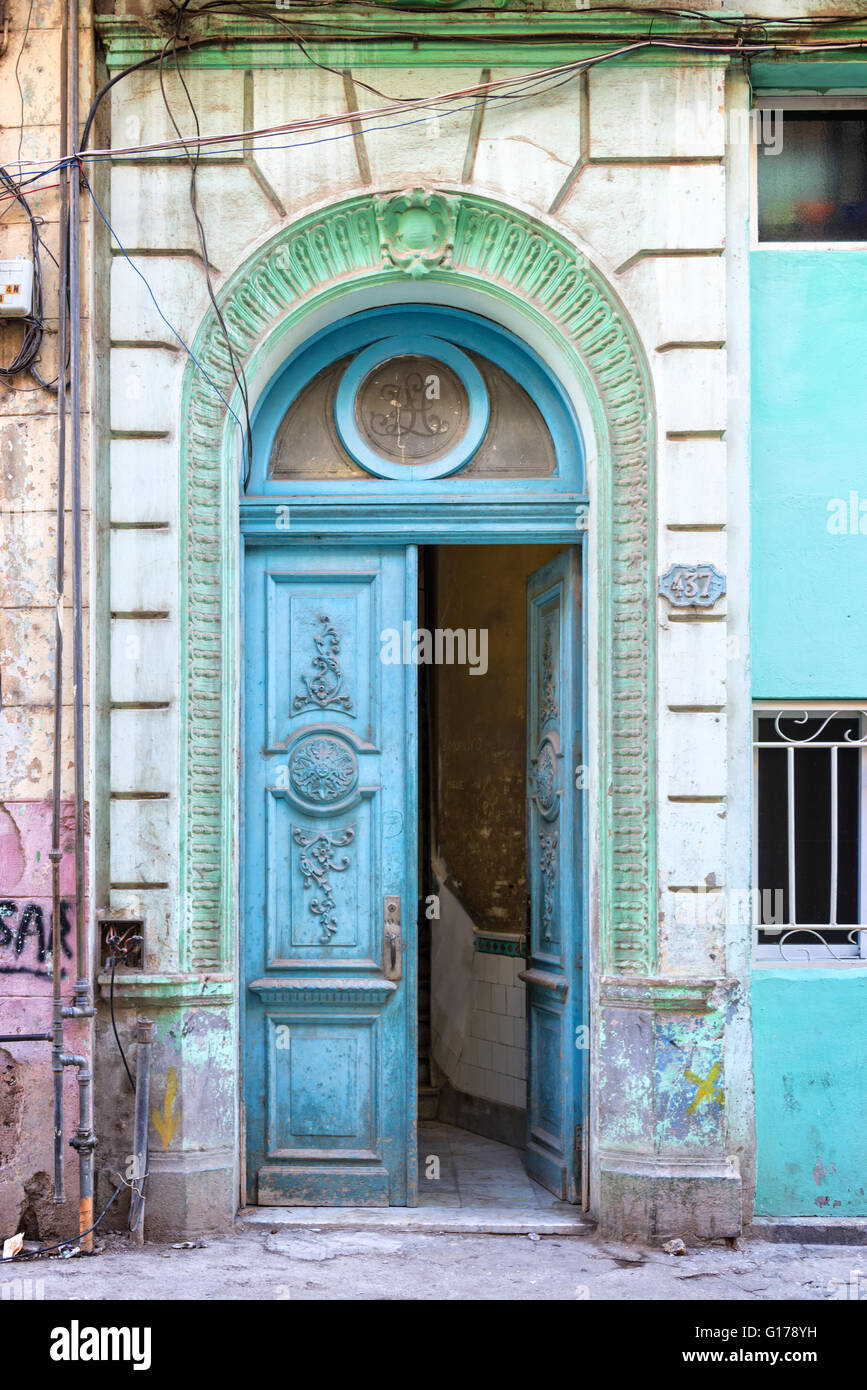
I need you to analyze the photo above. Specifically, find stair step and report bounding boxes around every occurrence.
[418,1083,440,1120]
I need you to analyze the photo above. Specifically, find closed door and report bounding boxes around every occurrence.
[522,548,586,1202]
[242,543,418,1205]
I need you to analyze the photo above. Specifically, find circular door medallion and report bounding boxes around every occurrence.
[288,736,359,805]
[532,736,560,820]
[335,334,489,480]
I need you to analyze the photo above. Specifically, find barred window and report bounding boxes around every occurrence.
[754,706,867,961]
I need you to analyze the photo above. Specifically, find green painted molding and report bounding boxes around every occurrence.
[95,972,235,1006]
[751,60,867,90]
[179,188,657,977]
[94,10,867,73]
[95,12,741,70]
[600,975,737,1014]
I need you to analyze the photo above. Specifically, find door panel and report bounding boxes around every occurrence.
[522,548,585,1202]
[243,544,417,1206]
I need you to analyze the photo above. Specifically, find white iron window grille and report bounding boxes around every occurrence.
[753,705,867,962]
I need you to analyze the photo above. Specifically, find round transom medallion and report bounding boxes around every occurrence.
[355,354,469,465]
[334,334,489,480]
[288,735,358,805]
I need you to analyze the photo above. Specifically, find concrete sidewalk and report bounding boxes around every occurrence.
[4,1226,866,1301]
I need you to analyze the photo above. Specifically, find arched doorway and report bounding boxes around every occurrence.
[177,190,656,1217]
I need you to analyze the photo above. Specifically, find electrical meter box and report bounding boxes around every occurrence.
[0,258,34,317]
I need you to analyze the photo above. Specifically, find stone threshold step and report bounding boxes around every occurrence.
[751,1217,867,1246]
[237,1206,594,1236]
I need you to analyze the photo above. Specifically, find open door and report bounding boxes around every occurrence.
[243,543,418,1205]
[522,548,585,1202]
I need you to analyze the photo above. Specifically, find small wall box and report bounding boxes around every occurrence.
[0,258,34,317]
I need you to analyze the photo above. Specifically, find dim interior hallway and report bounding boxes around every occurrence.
[417,1123,574,1213]
[238,1124,593,1235]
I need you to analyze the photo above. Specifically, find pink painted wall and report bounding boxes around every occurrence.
[0,798,88,1241]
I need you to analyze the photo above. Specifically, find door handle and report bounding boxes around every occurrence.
[384,895,402,981]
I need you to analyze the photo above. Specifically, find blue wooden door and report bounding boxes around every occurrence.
[243,543,417,1205]
[523,549,585,1202]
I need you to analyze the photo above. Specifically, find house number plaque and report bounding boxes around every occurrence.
[659,563,726,608]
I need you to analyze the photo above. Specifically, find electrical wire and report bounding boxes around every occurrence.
[37,47,655,167]
[150,0,867,37]
[108,938,137,1095]
[80,167,248,453]
[6,26,867,180]
[103,923,150,1231]
[0,166,55,389]
[1,17,864,405]
[81,13,641,489]
[0,180,60,202]
[13,0,35,166]
[0,1183,124,1262]
[1,0,65,391]
[159,4,254,486]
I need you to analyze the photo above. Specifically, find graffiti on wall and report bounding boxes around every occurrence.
[0,899,74,977]
[0,801,83,982]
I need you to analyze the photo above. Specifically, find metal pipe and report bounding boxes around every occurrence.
[62,1052,97,1254]
[68,0,86,1016]
[129,1018,153,1246]
[67,0,96,1253]
[0,1034,52,1043]
[51,0,70,1211]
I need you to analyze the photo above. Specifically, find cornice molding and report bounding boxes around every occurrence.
[93,12,751,70]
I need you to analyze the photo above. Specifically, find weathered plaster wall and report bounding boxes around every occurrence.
[753,971,867,1217]
[0,804,88,1239]
[0,0,94,1242]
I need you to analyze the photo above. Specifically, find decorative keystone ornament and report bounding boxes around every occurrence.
[375,189,459,279]
[659,563,726,608]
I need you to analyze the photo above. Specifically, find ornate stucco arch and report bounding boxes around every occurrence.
[178,189,656,983]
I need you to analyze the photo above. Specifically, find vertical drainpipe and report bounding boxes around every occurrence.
[63,0,98,1253]
[50,0,70,1211]
[129,1018,154,1246]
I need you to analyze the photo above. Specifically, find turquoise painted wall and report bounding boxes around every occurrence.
[751,251,867,697]
[752,970,867,1217]
[751,247,867,1216]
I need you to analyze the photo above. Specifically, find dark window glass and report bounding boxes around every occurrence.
[757,716,860,937]
[757,113,867,242]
